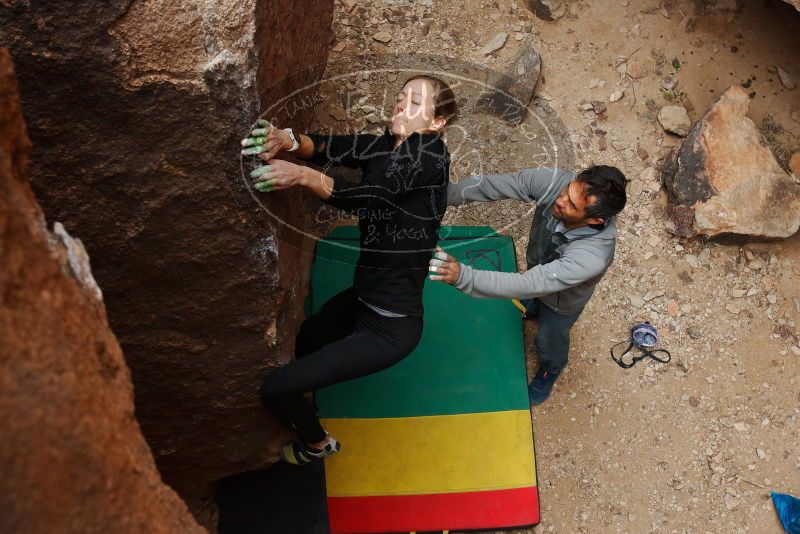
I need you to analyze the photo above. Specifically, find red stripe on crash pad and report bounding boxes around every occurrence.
[327,485,539,533]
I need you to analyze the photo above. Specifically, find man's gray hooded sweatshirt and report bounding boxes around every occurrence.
[447,167,617,315]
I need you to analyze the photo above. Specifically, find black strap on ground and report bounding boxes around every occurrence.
[610,340,671,369]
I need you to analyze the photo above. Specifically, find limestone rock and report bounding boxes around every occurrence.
[480,32,509,55]
[474,45,541,125]
[661,75,678,91]
[625,60,648,79]
[524,0,566,21]
[661,86,800,239]
[592,101,607,114]
[658,105,692,136]
[667,300,680,316]
[628,294,645,308]
[0,48,204,534]
[777,66,797,90]
[372,31,392,44]
[0,0,334,520]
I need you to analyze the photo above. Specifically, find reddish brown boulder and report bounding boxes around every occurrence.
[0,48,204,534]
[790,153,800,178]
[661,86,800,240]
[0,0,333,520]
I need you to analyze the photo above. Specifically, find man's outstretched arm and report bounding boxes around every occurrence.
[429,245,607,300]
[446,167,569,207]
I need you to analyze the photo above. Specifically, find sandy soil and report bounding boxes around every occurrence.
[307,0,800,532]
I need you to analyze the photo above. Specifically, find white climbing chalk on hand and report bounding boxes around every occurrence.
[241,145,265,156]
[250,165,272,179]
[242,136,266,147]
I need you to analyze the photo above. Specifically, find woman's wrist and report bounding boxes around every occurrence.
[298,166,313,188]
[281,129,294,152]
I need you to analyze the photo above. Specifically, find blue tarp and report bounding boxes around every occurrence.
[772,492,800,534]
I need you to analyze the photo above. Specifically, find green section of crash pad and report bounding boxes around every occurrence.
[312,226,529,419]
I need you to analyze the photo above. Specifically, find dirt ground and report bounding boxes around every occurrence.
[306,0,800,532]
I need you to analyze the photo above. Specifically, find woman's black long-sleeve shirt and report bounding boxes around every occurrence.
[305,128,450,317]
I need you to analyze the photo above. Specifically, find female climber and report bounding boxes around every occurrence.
[243,75,457,465]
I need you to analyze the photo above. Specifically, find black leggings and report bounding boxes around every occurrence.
[259,287,423,443]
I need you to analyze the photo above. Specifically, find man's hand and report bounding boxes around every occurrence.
[429,246,461,284]
[240,119,291,160]
[251,159,309,192]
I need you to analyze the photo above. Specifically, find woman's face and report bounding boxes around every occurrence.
[390,78,443,137]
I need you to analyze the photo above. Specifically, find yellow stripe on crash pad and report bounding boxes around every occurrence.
[321,410,536,497]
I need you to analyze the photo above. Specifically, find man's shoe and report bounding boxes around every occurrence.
[280,435,341,465]
[528,368,560,405]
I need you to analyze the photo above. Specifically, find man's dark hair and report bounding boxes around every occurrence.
[576,165,628,221]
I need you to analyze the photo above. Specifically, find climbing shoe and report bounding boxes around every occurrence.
[528,368,560,405]
[280,436,341,465]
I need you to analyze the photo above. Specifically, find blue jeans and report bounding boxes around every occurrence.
[520,298,584,374]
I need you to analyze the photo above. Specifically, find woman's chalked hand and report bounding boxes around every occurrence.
[240,119,291,160]
[252,159,309,193]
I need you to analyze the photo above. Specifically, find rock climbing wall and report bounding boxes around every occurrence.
[0,47,204,534]
[0,0,333,522]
